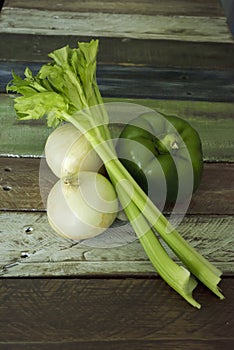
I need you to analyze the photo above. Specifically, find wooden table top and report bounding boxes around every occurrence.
[0,1,234,349]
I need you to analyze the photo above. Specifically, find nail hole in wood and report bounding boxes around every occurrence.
[186,92,192,96]
[24,226,34,234]
[4,167,12,172]
[21,252,30,259]
[2,185,12,191]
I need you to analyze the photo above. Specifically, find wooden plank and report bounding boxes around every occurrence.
[0,158,46,210]
[0,94,51,157]
[1,260,233,278]
[0,7,232,43]
[221,0,234,36]
[1,158,234,214]
[0,340,233,350]
[1,1,233,68]
[1,33,234,69]
[1,95,234,161]
[90,66,234,102]
[190,163,234,215]
[0,211,233,276]
[3,0,226,17]
[0,278,233,346]
[2,63,234,102]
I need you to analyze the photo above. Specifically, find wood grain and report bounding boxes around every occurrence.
[1,1,233,68]
[2,63,234,102]
[0,211,233,276]
[0,278,233,347]
[0,340,233,350]
[0,157,233,214]
[1,7,232,43]
[3,0,226,17]
[1,94,234,161]
[1,33,234,69]
[0,1,233,345]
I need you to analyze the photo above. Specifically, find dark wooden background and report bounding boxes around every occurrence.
[0,1,234,349]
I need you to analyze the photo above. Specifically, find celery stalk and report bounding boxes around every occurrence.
[67,115,223,301]
[113,180,201,308]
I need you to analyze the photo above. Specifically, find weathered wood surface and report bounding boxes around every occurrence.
[3,0,226,17]
[1,94,234,161]
[1,0,231,42]
[1,158,233,215]
[1,0,234,68]
[0,211,233,276]
[1,96,233,277]
[0,342,233,350]
[0,278,233,349]
[0,1,233,348]
[2,33,234,69]
[2,63,234,102]
[1,7,232,43]
[0,341,233,350]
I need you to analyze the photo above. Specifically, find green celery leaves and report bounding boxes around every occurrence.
[7,39,100,127]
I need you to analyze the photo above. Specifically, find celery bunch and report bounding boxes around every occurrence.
[7,40,224,308]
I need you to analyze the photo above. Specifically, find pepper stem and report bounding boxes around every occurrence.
[157,133,180,153]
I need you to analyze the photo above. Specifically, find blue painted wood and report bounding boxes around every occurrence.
[221,0,234,35]
[1,61,234,102]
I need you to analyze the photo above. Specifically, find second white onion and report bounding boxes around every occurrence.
[47,171,118,241]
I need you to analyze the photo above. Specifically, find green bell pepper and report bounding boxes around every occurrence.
[117,111,203,209]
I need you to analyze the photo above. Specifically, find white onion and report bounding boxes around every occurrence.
[47,171,118,241]
[45,123,103,178]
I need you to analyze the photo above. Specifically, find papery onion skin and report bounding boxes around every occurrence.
[45,123,103,178]
[47,171,118,241]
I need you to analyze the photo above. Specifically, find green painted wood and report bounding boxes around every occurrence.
[0,211,233,276]
[0,94,233,161]
[0,94,52,157]
[130,98,234,162]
